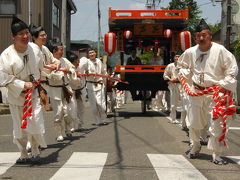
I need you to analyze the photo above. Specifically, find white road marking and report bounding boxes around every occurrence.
[229,127,240,130]
[227,156,240,165]
[0,152,20,175]
[50,152,108,180]
[147,154,207,180]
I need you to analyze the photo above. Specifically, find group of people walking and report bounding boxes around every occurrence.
[0,16,238,166]
[0,17,108,164]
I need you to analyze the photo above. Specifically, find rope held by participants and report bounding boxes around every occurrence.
[43,65,129,84]
[21,81,41,129]
[179,74,236,146]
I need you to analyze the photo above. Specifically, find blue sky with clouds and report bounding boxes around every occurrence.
[71,0,222,41]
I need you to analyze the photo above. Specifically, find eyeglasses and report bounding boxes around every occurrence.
[39,34,47,37]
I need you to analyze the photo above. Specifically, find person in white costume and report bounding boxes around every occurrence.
[85,48,108,126]
[0,17,44,164]
[106,67,116,114]
[178,19,238,164]
[149,49,165,111]
[28,24,60,150]
[47,41,77,141]
[74,52,89,129]
[163,53,181,123]
[66,51,87,131]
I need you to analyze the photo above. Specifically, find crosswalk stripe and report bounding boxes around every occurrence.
[50,152,108,180]
[227,156,240,165]
[147,154,207,180]
[0,152,20,175]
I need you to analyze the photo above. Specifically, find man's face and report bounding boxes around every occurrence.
[13,29,30,46]
[88,50,96,60]
[174,55,180,63]
[34,31,47,45]
[73,59,80,68]
[195,29,212,45]
[53,46,63,59]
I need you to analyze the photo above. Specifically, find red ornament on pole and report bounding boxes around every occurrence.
[163,29,172,38]
[123,30,132,39]
[104,32,116,56]
[179,30,191,51]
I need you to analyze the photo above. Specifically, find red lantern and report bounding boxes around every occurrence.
[104,32,116,56]
[164,29,172,38]
[123,30,132,39]
[179,30,191,51]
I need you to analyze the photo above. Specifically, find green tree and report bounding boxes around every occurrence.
[163,0,202,35]
[208,23,221,35]
[233,38,240,60]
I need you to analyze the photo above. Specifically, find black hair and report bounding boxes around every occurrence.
[47,40,63,53]
[29,24,44,39]
[66,51,78,63]
[11,16,28,36]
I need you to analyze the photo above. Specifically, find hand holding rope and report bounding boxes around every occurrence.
[179,74,236,146]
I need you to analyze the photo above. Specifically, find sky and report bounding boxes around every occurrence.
[71,0,222,41]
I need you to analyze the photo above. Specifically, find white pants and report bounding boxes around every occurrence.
[9,97,44,157]
[50,97,74,136]
[87,88,106,124]
[168,84,180,121]
[107,91,115,113]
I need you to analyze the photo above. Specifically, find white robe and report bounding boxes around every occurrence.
[0,44,43,138]
[164,63,180,121]
[85,58,107,124]
[178,42,238,152]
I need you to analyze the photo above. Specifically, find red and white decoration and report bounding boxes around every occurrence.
[179,30,191,51]
[123,30,132,39]
[104,32,116,56]
[163,29,172,38]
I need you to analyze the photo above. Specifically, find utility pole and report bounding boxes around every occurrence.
[61,0,67,56]
[226,0,231,50]
[28,0,32,25]
[97,0,101,58]
[146,0,161,10]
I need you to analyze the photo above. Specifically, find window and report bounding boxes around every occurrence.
[0,0,18,15]
[52,3,60,28]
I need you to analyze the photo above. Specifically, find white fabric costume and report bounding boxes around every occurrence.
[178,42,238,153]
[85,58,107,125]
[0,44,44,158]
[163,62,181,122]
[47,57,77,139]
[149,55,165,111]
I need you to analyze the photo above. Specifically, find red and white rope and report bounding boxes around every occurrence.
[179,74,236,146]
[21,81,41,129]
[43,65,129,84]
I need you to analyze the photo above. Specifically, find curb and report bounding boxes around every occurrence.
[0,104,10,115]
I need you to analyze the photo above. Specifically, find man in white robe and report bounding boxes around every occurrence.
[163,53,181,123]
[178,19,238,164]
[47,41,77,141]
[85,49,108,126]
[0,17,44,164]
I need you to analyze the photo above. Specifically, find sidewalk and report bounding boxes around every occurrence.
[0,103,10,115]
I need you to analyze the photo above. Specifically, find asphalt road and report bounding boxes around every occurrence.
[0,99,240,180]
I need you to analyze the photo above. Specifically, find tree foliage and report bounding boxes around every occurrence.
[208,23,221,35]
[162,0,202,34]
[233,39,240,61]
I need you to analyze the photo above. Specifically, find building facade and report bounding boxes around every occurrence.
[0,0,77,53]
